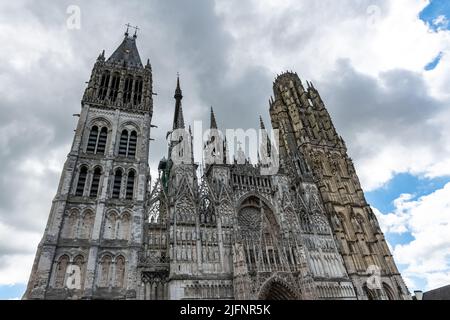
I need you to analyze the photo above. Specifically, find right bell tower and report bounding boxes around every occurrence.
[269,71,411,300]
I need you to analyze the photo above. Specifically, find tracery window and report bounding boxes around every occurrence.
[87,126,108,154]
[118,130,137,158]
[98,70,110,100]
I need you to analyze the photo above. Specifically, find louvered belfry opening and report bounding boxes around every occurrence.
[118,129,137,158]
[119,130,129,156]
[97,127,108,154]
[128,131,137,157]
[87,126,99,153]
[112,169,123,199]
[90,167,102,198]
[126,170,135,200]
[75,166,88,197]
[87,126,108,154]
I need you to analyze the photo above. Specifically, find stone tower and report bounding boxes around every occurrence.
[269,72,410,300]
[24,29,154,299]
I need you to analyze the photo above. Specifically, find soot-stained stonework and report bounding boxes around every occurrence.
[23,32,410,300]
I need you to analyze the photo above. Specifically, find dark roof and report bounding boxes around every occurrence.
[423,285,450,300]
[107,35,143,68]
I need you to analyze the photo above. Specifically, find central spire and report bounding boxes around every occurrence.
[210,106,218,129]
[172,74,185,129]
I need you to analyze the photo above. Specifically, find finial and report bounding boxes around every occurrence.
[259,116,266,130]
[97,50,105,61]
[125,23,131,37]
[174,73,182,100]
[133,25,140,38]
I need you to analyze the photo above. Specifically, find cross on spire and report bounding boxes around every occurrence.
[133,25,140,37]
[125,23,132,35]
[125,23,139,37]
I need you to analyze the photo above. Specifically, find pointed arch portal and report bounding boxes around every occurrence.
[258,279,299,300]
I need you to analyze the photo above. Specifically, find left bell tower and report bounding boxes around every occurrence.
[24,27,154,300]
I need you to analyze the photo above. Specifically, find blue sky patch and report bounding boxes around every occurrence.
[0,284,26,300]
[419,0,450,31]
[366,173,450,213]
[425,52,443,70]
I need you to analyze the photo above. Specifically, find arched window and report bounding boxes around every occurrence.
[133,77,143,105]
[90,167,102,198]
[108,72,120,102]
[112,169,123,199]
[118,130,137,158]
[80,210,94,239]
[99,256,112,287]
[126,170,135,200]
[87,126,108,154]
[115,256,126,288]
[98,70,110,100]
[118,130,128,156]
[96,127,108,154]
[54,255,69,288]
[87,126,99,153]
[128,131,137,157]
[75,166,88,197]
[123,75,133,104]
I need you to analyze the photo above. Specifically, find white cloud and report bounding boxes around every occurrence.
[0,254,35,286]
[432,15,449,30]
[215,0,450,191]
[0,0,449,296]
[375,183,450,291]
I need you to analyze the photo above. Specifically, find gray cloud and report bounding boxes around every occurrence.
[319,59,447,167]
[0,0,449,287]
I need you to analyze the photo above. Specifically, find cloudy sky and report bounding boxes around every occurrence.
[1,0,450,299]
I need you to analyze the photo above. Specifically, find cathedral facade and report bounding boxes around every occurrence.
[23,32,410,300]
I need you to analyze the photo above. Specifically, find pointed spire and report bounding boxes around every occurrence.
[174,73,183,100]
[172,74,185,129]
[210,106,218,129]
[259,115,266,130]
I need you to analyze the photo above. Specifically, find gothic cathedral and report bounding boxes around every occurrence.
[24,32,410,300]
